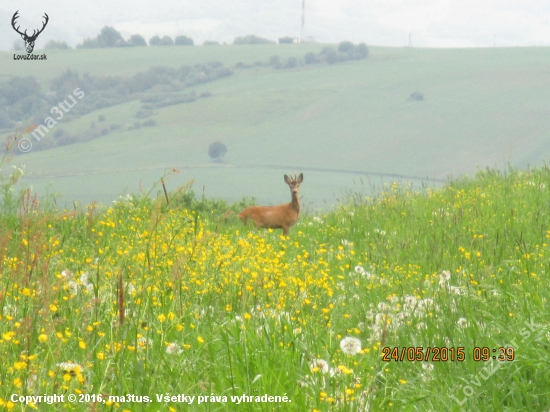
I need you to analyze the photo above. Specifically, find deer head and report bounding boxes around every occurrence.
[12,11,49,54]
[284,173,303,195]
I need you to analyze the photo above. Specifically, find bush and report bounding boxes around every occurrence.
[233,35,274,45]
[304,52,318,64]
[409,92,424,101]
[284,57,298,69]
[279,36,294,44]
[0,111,13,129]
[175,35,194,46]
[44,40,70,49]
[268,55,282,68]
[208,141,227,160]
[142,119,157,127]
[323,49,339,64]
[337,41,354,54]
[203,40,219,46]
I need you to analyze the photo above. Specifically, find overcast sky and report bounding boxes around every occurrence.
[1,0,550,50]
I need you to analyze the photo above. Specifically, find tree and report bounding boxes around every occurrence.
[97,26,124,47]
[337,41,354,54]
[175,35,194,46]
[208,141,227,161]
[159,36,174,46]
[150,35,174,46]
[149,36,161,46]
[77,26,124,48]
[279,36,294,44]
[233,35,274,45]
[355,43,369,58]
[128,35,147,46]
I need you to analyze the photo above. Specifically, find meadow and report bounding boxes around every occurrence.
[1,131,549,411]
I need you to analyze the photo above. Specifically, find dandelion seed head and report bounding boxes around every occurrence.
[340,336,362,355]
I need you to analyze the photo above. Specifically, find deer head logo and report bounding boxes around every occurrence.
[11,11,49,54]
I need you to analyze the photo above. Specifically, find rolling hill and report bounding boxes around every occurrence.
[2,44,550,209]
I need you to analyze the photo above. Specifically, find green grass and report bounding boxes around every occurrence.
[1,150,550,410]
[3,45,550,208]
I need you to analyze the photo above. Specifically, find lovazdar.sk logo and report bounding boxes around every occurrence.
[11,10,49,60]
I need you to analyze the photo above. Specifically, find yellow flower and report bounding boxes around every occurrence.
[38,334,48,343]
[14,361,27,370]
[157,314,166,323]
[399,379,407,385]
[50,304,58,312]
[2,332,15,341]
[197,336,204,343]
[79,340,86,349]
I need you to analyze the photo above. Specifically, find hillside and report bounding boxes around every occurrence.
[2,44,550,208]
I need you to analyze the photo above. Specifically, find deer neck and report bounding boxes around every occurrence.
[290,191,301,213]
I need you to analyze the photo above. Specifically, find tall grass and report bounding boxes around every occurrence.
[1,145,549,410]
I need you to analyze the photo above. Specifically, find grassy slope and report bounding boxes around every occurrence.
[2,45,550,208]
[1,166,549,411]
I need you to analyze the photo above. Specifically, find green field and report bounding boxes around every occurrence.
[1,145,550,410]
[2,44,550,209]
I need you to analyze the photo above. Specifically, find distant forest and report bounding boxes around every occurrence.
[4,26,368,153]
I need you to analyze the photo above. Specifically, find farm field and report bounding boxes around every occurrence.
[2,45,550,208]
[1,144,549,410]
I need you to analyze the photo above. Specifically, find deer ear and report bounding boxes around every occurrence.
[284,174,290,184]
[297,173,303,183]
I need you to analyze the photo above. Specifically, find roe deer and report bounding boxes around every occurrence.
[239,173,303,236]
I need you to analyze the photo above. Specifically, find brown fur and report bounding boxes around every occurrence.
[239,173,303,236]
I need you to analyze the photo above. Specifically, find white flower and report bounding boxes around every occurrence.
[329,367,341,377]
[340,337,362,355]
[457,318,468,328]
[416,322,427,330]
[137,336,152,350]
[80,272,89,286]
[310,358,329,374]
[166,343,182,355]
[57,362,82,373]
[422,363,434,371]
[377,302,390,312]
[354,265,365,274]
[68,280,78,295]
[449,286,464,295]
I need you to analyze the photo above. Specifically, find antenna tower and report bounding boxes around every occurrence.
[301,0,305,43]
